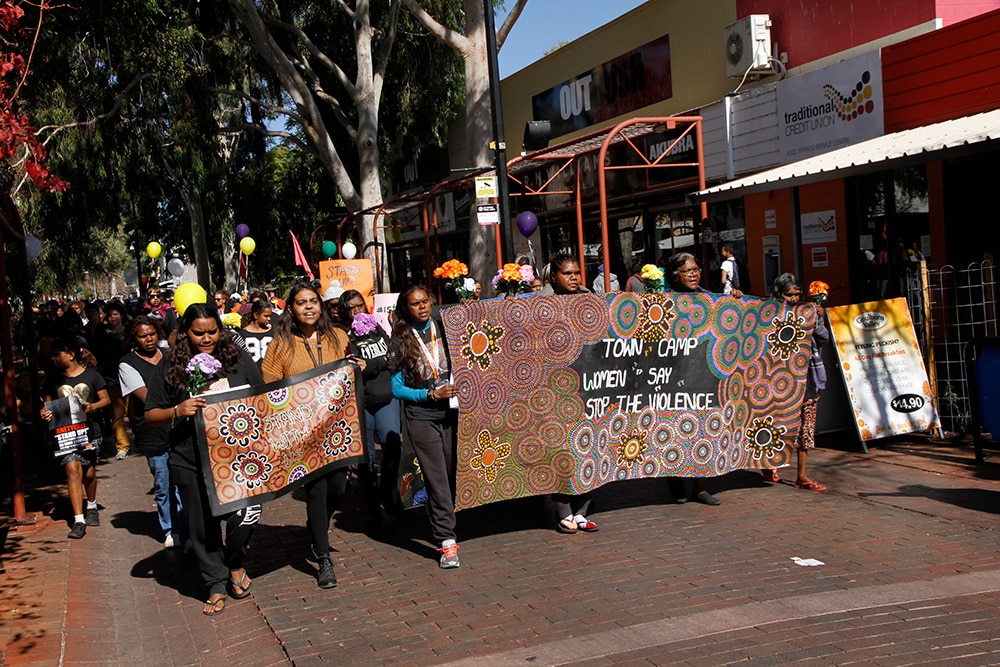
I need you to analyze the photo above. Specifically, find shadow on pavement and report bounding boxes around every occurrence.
[859,484,1000,514]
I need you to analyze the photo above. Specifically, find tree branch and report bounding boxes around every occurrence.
[402,0,470,52]
[496,0,528,50]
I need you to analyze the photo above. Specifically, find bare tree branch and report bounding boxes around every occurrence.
[497,0,528,50]
[402,0,470,52]
[33,73,156,141]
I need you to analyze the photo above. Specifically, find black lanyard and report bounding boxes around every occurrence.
[302,334,323,368]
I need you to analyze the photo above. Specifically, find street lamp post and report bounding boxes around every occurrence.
[483,0,515,264]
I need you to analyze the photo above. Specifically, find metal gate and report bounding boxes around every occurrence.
[907,261,999,433]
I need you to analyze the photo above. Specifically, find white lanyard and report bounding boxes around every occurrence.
[412,322,443,379]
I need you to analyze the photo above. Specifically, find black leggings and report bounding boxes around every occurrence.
[305,467,349,556]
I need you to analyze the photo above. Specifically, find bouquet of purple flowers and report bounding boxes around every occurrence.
[351,312,379,337]
[186,353,222,395]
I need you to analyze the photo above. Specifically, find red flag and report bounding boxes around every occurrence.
[238,252,248,283]
[289,230,315,281]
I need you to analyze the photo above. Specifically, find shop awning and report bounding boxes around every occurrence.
[691,108,1000,203]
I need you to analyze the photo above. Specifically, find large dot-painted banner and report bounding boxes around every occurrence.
[443,293,816,511]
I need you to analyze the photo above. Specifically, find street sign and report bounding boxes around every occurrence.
[475,176,497,199]
[476,203,499,225]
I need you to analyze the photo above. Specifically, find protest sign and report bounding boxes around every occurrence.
[443,293,815,510]
[827,298,940,440]
[196,360,366,516]
[45,395,93,458]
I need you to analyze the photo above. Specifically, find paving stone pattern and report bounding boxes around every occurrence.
[2,437,1000,666]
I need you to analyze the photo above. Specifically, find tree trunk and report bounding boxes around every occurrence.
[463,0,498,285]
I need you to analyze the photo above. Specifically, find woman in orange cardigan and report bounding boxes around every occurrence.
[261,283,362,589]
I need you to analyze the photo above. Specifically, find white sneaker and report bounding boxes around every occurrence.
[115,450,128,460]
[163,534,175,549]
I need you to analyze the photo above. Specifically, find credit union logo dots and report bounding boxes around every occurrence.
[823,70,876,122]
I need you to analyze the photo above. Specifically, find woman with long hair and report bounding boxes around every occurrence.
[239,299,274,366]
[338,289,398,519]
[261,283,357,589]
[389,285,461,568]
[145,303,264,616]
[40,337,110,539]
[761,274,829,491]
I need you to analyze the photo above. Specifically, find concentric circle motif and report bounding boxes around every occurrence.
[555,394,585,424]
[510,356,544,388]
[578,457,597,488]
[661,444,686,473]
[219,403,261,447]
[501,328,534,359]
[676,412,700,438]
[642,459,659,477]
[616,467,630,481]
[528,387,557,415]
[610,294,641,337]
[714,302,743,336]
[266,387,291,409]
[609,411,629,436]
[552,450,577,477]
[539,322,580,366]
[323,419,353,457]
[527,461,554,492]
[569,420,596,457]
[549,368,580,395]
[741,333,761,362]
[540,421,567,446]
[288,464,309,483]
[572,295,611,340]
[213,443,235,463]
[711,337,741,376]
[476,483,495,505]
[686,299,708,328]
[653,421,674,447]
[317,370,353,412]
[499,474,518,497]
[690,439,713,466]
[636,407,657,430]
[515,434,546,465]
[457,484,477,508]
[232,452,272,490]
[705,412,725,437]
[501,298,532,329]
[530,297,560,327]
[478,376,512,416]
[505,401,532,434]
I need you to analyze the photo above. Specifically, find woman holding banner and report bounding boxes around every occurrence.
[262,283,355,590]
[761,274,829,491]
[389,285,462,568]
[537,254,600,534]
[145,303,264,616]
[663,253,722,506]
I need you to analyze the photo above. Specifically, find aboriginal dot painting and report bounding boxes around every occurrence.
[197,361,366,516]
[442,293,816,510]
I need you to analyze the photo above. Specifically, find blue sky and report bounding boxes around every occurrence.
[497,0,648,77]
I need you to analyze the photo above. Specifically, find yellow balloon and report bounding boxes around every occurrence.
[146,242,163,259]
[173,282,207,317]
[239,237,256,256]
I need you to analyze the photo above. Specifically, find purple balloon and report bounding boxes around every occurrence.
[516,211,538,238]
[235,223,250,240]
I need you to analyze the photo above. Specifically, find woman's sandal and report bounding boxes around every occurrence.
[576,519,599,532]
[203,594,227,616]
[228,571,253,599]
[556,517,578,534]
[762,469,781,483]
[793,480,827,492]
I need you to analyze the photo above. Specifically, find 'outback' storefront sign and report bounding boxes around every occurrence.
[531,34,673,138]
[776,50,884,162]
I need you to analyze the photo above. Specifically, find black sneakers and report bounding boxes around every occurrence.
[85,507,100,526]
[68,522,86,539]
[317,556,337,589]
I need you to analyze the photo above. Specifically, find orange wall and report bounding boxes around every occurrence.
[745,180,850,304]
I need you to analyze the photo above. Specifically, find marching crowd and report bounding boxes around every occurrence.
[32,248,829,617]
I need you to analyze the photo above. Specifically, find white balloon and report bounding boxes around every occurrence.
[167,257,185,277]
[342,242,357,260]
[25,235,42,259]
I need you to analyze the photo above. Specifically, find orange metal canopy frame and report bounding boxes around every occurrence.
[331,116,708,294]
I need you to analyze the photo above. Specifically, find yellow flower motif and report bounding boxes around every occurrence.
[616,428,648,466]
[469,430,511,483]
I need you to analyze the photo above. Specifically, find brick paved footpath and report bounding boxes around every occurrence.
[3,437,1000,666]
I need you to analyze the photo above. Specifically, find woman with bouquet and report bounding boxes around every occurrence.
[262,283,357,589]
[760,275,829,491]
[145,303,264,616]
[339,290,401,518]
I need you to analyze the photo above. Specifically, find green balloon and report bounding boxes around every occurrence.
[322,240,337,258]
[75,285,83,293]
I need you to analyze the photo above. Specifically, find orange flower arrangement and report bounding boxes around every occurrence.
[433,259,475,299]
[492,262,535,297]
[809,280,830,304]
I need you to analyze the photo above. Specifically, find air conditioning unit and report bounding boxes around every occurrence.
[723,15,772,78]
